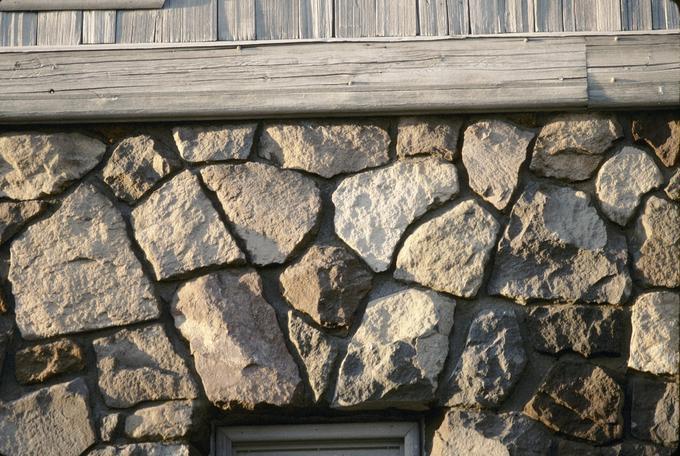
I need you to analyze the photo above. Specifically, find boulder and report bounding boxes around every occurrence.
[0,200,48,245]
[15,338,85,384]
[632,112,680,167]
[630,377,679,447]
[124,400,196,441]
[173,123,257,162]
[396,116,462,161]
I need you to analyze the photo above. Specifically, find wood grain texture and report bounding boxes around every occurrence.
[218,0,255,40]
[469,0,534,34]
[621,0,653,30]
[535,0,562,32]
[565,0,622,31]
[652,0,680,29]
[335,0,376,37]
[256,0,299,39]
[0,37,586,122]
[37,11,82,45]
[376,0,417,36]
[299,0,333,38]
[586,35,679,107]
[83,10,116,44]
[418,0,448,36]
[0,0,165,11]
[0,12,37,46]
[447,0,468,34]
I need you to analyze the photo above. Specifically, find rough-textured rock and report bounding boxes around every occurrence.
[280,245,372,328]
[632,112,680,167]
[124,401,195,441]
[173,123,257,162]
[445,309,526,408]
[524,361,623,444]
[15,338,85,384]
[395,199,499,297]
[9,184,159,339]
[630,377,679,447]
[527,305,623,357]
[431,409,553,456]
[0,132,106,199]
[259,121,390,177]
[102,134,180,202]
[93,324,199,408]
[201,162,321,265]
[595,147,663,225]
[0,316,13,378]
[333,288,455,410]
[630,196,680,287]
[100,413,123,442]
[288,311,339,402]
[555,440,673,456]
[396,116,462,160]
[172,269,302,409]
[462,120,534,209]
[89,443,193,456]
[530,114,622,181]
[131,171,244,280]
[0,200,48,245]
[488,184,631,304]
[333,157,459,272]
[0,379,96,456]
[666,169,680,201]
[628,291,679,375]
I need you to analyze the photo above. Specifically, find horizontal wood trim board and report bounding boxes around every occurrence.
[0,35,676,123]
[0,0,165,11]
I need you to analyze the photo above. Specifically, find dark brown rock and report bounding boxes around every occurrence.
[524,361,623,444]
[630,377,679,447]
[555,439,673,456]
[15,338,85,384]
[632,112,680,167]
[0,200,48,245]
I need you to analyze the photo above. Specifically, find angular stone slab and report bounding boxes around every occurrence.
[395,199,499,297]
[173,123,257,162]
[93,324,199,408]
[9,184,159,340]
[172,269,302,409]
[396,116,462,161]
[89,444,194,456]
[0,200,48,245]
[630,377,679,447]
[280,245,372,329]
[631,196,680,288]
[527,305,623,357]
[488,184,631,305]
[462,119,534,209]
[333,288,455,410]
[530,114,622,181]
[333,157,459,272]
[445,309,526,408]
[0,379,96,456]
[524,361,623,444]
[259,121,390,178]
[595,146,663,225]
[15,338,85,384]
[201,162,321,265]
[632,112,680,167]
[628,291,679,376]
[124,400,195,441]
[0,132,106,200]
[131,171,244,280]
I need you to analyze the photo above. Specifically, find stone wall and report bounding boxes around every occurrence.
[0,111,677,456]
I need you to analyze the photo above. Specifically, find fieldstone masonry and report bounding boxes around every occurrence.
[0,111,677,455]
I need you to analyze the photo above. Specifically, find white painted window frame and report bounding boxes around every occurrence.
[0,0,165,11]
[213,422,421,456]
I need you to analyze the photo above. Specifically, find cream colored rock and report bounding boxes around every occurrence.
[462,120,534,209]
[173,123,257,162]
[131,171,244,280]
[200,162,321,265]
[0,200,48,245]
[333,157,459,272]
[89,444,193,456]
[666,169,680,201]
[124,401,195,441]
[397,116,462,160]
[395,199,499,297]
[9,184,159,340]
[259,121,390,177]
[629,291,679,376]
[0,132,106,199]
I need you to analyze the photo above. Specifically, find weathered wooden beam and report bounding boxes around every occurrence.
[0,0,165,11]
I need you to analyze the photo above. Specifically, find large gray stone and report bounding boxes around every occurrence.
[595,146,663,225]
[201,162,321,265]
[530,114,622,181]
[333,288,455,410]
[630,196,680,288]
[280,245,372,329]
[527,305,623,357]
[462,120,534,209]
[632,112,680,167]
[488,184,631,304]
[131,171,244,280]
[333,157,459,272]
[524,361,623,444]
[0,132,106,199]
[15,338,85,384]
[172,269,302,409]
[102,134,181,203]
[445,309,526,409]
[288,311,339,402]
[89,444,194,456]
[395,199,499,298]
[9,184,159,340]
[630,377,679,447]
[0,379,96,456]
[173,123,257,162]
[431,409,553,456]
[124,400,196,441]
[93,324,199,408]
[0,200,48,245]
[259,121,390,177]
[396,116,462,161]
[628,291,679,376]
